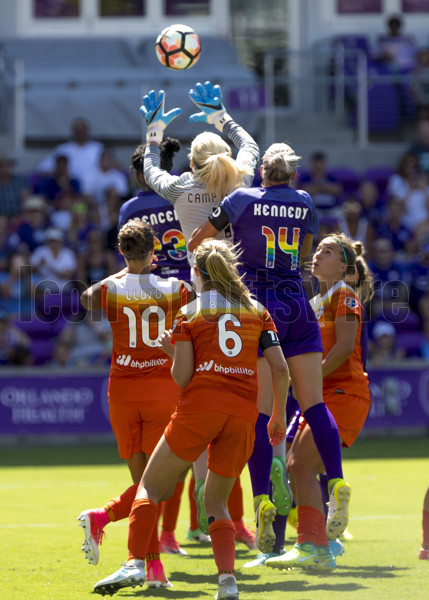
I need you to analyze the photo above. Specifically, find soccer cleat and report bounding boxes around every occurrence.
[419,547,429,560]
[234,520,257,550]
[326,479,352,541]
[146,558,173,588]
[159,530,187,555]
[265,542,318,570]
[340,528,354,541]
[270,456,293,516]
[329,538,345,558]
[93,559,145,595]
[77,509,106,566]
[243,550,285,568]
[194,479,209,535]
[314,545,336,570]
[214,575,239,599]
[186,528,211,542]
[254,494,277,553]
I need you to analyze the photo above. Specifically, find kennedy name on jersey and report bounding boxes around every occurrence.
[253,203,309,219]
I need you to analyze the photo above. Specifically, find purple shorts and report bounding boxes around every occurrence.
[257,292,324,359]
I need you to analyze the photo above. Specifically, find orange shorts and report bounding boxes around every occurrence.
[324,390,371,448]
[298,392,370,448]
[164,409,255,478]
[109,400,176,459]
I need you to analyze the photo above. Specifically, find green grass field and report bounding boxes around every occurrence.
[1,436,428,600]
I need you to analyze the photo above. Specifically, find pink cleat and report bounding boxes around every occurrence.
[77,509,108,566]
[146,558,173,588]
[234,519,257,550]
[159,530,188,556]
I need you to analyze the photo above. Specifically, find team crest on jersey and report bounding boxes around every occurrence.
[344,296,358,309]
[315,305,325,320]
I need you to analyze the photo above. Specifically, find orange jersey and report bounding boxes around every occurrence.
[310,281,370,399]
[172,290,278,425]
[100,271,192,402]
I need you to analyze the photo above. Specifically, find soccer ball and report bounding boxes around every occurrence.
[155,24,201,70]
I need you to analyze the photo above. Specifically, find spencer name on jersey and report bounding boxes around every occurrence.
[253,203,309,220]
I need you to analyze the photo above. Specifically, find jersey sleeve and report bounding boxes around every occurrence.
[143,144,186,206]
[224,120,259,188]
[298,190,319,235]
[332,288,363,321]
[100,282,108,313]
[171,310,192,342]
[208,205,230,231]
[258,307,280,350]
[180,281,195,307]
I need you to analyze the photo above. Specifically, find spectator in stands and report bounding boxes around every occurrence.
[49,340,73,369]
[372,197,413,258]
[77,228,116,287]
[408,235,429,317]
[410,49,429,120]
[386,152,429,230]
[369,237,410,317]
[374,14,417,73]
[0,215,11,275]
[359,180,384,225]
[409,118,429,176]
[50,191,77,234]
[0,309,32,366]
[68,201,95,249]
[35,154,81,202]
[31,227,77,292]
[336,195,369,246]
[368,320,405,366]
[0,153,30,219]
[299,151,343,217]
[82,149,129,230]
[37,117,104,186]
[9,195,51,253]
[57,310,112,368]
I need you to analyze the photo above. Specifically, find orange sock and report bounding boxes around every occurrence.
[227,478,243,523]
[105,483,138,522]
[162,481,184,532]
[208,519,235,575]
[128,498,158,561]
[147,505,161,555]
[315,509,330,547]
[296,505,322,545]
[188,477,198,531]
[423,508,429,547]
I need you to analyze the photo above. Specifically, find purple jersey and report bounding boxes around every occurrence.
[209,184,323,358]
[210,184,318,292]
[118,190,189,280]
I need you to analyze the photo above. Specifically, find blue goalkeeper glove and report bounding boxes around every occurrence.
[140,89,182,144]
[188,81,232,132]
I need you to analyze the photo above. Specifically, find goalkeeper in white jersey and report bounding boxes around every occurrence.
[140,81,260,276]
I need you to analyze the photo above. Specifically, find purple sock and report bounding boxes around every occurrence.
[319,473,329,517]
[270,482,287,554]
[303,403,343,481]
[248,413,272,497]
[272,513,287,555]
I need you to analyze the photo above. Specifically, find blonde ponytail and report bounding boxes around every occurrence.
[194,239,254,311]
[190,132,253,200]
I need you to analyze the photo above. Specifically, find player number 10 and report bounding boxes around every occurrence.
[123,306,166,348]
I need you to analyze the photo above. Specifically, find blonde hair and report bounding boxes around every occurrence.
[189,132,253,200]
[194,239,254,311]
[262,143,301,182]
[329,232,374,304]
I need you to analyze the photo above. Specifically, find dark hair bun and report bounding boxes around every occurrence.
[161,137,181,154]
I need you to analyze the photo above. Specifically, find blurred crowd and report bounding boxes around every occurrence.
[0,116,428,368]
